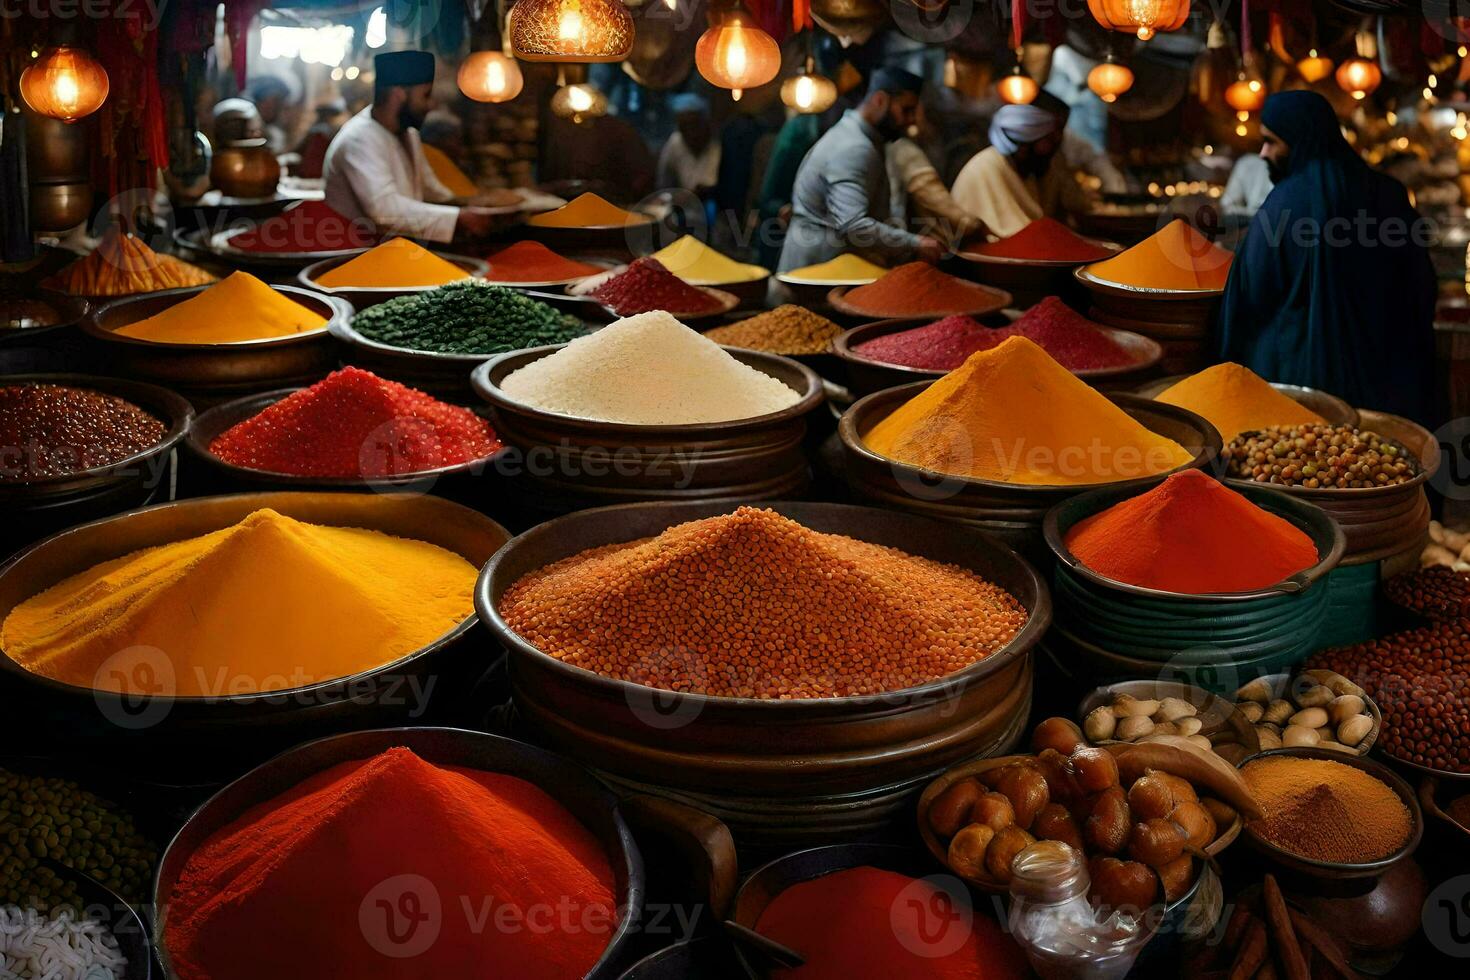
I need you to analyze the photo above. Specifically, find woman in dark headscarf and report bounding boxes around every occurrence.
[1215,90,1436,424]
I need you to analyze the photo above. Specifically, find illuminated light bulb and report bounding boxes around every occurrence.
[780,68,837,114]
[1336,56,1381,101]
[1087,58,1134,103]
[19,45,109,123]
[1226,75,1266,114]
[695,4,780,97]
[510,0,634,62]
[997,53,1040,105]
[1236,123,1247,136]
[458,49,525,103]
[559,6,584,41]
[551,80,608,120]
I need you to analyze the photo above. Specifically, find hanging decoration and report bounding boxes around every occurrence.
[779,3,836,112]
[695,1,782,100]
[1224,0,1264,133]
[997,0,1039,104]
[460,4,525,102]
[20,45,110,123]
[551,66,609,121]
[1086,0,1189,42]
[1297,48,1333,82]
[509,0,636,62]
[1337,27,1382,101]
[1088,55,1134,103]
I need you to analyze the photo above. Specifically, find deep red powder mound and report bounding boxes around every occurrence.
[852,298,1136,373]
[840,262,999,317]
[755,866,1028,980]
[970,218,1114,262]
[228,199,377,253]
[484,240,605,283]
[591,257,722,316]
[209,367,500,477]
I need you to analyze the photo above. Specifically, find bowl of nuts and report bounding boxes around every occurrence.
[1233,669,1380,755]
[1078,681,1262,766]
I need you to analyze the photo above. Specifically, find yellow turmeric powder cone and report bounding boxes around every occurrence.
[316,238,471,288]
[0,509,476,696]
[1155,363,1327,441]
[864,336,1193,486]
[116,272,327,344]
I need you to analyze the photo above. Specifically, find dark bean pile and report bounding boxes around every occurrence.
[349,280,584,355]
[1308,621,1470,774]
[0,384,166,481]
[1383,567,1470,624]
[1224,423,1419,489]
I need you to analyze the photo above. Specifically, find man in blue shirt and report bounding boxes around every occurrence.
[777,67,944,272]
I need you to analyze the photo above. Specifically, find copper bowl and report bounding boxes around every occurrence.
[86,284,348,407]
[209,141,281,200]
[29,181,93,233]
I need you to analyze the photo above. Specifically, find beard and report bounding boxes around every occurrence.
[1266,157,1288,183]
[399,103,427,131]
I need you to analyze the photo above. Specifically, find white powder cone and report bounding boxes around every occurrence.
[499,310,804,424]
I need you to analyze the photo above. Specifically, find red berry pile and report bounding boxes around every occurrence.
[209,367,500,478]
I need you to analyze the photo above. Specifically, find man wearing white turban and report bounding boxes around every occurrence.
[950,102,1066,238]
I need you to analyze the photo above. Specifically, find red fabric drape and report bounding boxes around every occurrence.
[91,8,167,195]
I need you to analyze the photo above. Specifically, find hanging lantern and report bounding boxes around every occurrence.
[1225,75,1265,114]
[695,2,781,101]
[1086,0,1189,42]
[508,0,635,63]
[1297,49,1333,83]
[1087,57,1134,103]
[1337,57,1382,100]
[997,48,1039,105]
[781,66,838,113]
[551,80,609,121]
[458,47,524,102]
[20,45,109,123]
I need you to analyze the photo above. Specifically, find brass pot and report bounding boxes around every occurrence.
[210,140,280,199]
[29,181,93,232]
[25,112,90,181]
[211,98,264,145]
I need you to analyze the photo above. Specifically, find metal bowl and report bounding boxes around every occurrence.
[826,281,1012,323]
[298,249,491,311]
[833,315,1164,396]
[1136,375,1360,429]
[474,500,1050,844]
[1243,672,1382,757]
[181,387,505,495]
[152,727,643,980]
[521,214,658,257]
[0,288,89,345]
[1238,747,1423,881]
[86,284,349,407]
[0,492,509,759]
[471,345,826,514]
[1077,678,1262,760]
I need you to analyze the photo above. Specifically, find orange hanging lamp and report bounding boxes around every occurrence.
[508,0,635,62]
[1336,28,1381,101]
[1088,56,1134,103]
[997,0,1039,104]
[1297,48,1333,83]
[1087,0,1189,42]
[20,44,109,123]
[696,1,781,101]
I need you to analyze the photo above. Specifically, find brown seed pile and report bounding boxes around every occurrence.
[1309,621,1470,773]
[1383,567,1470,624]
[499,507,1029,699]
[1224,423,1419,489]
[1241,756,1410,863]
[0,384,166,481]
[702,305,843,355]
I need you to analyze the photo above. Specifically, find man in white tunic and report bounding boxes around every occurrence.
[324,50,500,243]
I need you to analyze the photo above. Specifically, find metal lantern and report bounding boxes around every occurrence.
[458,48,525,102]
[1336,56,1382,100]
[1087,0,1189,42]
[509,0,635,63]
[695,3,781,101]
[1087,58,1134,103]
[20,45,109,123]
[781,69,838,114]
[551,81,609,121]
[1297,49,1333,83]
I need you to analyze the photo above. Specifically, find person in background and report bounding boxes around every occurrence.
[950,100,1067,238]
[1220,152,1274,219]
[295,98,345,179]
[419,116,480,198]
[248,76,293,154]
[323,51,506,242]
[778,67,944,273]
[540,111,657,203]
[658,94,722,196]
[888,105,985,246]
[1216,91,1435,424]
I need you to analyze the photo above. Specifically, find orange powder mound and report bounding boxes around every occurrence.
[864,336,1192,486]
[1155,362,1327,441]
[528,192,646,228]
[315,237,471,288]
[1083,219,1233,291]
[421,143,478,197]
[1064,470,1319,593]
[840,262,1002,317]
[164,747,616,980]
[115,272,326,344]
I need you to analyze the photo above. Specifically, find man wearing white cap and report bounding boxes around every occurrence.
[324,50,502,242]
[951,101,1066,238]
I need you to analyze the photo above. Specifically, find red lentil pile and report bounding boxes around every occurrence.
[209,367,500,478]
[852,298,1134,373]
[1383,567,1470,623]
[839,262,1002,318]
[0,384,165,481]
[1308,621,1470,773]
[500,507,1028,699]
[590,257,722,316]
